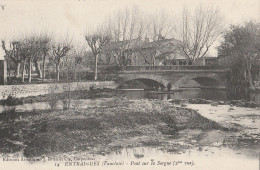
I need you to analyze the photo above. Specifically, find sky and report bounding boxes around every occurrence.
[0,0,259,59]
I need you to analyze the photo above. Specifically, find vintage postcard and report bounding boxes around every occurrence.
[0,0,259,169]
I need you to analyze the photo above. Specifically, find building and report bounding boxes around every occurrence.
[194,56,218,66]
[156,52,191,65]
[102,38,218,66]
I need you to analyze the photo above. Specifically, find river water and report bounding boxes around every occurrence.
[0,89,259,170]
[115,88,260,104]
[0,88,259,113]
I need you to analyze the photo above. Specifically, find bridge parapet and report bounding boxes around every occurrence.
[123,65,226,71]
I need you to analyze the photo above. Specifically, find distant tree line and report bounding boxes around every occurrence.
[2,34,72,83]
[2,4,259,90]
[1,5,224,83]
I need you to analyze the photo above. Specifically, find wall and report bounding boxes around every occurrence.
[0,81,117,100]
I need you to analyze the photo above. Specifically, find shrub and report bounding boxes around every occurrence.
[0,108,17,122]
[62,99,70,110]
[47,93,59,109]
[2,95,23,106]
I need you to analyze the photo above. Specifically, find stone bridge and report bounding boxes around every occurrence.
[115,66,229,89]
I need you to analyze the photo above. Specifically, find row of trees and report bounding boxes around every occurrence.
[2,34,72,83]
[85,5,224,80]
[1,5,226,82]
[4,5,258,92]
[84,6,259,92]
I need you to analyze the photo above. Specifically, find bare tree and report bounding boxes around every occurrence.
[50,41,71,82]
[18,41,29,83]
[39,35,51,82]
[31,37,44,80]
[175,5,223,63]
[105,7,147,66]
[148,10,174,41]
[11,35,49,83]
[128,11,175,66]
[22,36,41,83]
[6,36,40,83]
[73,48,84,81]
[85,28,110,80]
[63,47,84,81]
[2,40,23,78]
[134,40,158,66]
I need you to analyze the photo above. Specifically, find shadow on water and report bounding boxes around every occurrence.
[0,88,259,114]
[115,88,260,104]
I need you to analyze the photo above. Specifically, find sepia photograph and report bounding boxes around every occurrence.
[0,0,259,169]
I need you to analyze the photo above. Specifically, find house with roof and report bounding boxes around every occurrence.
[101,37,217,66]
[156,51,191,65]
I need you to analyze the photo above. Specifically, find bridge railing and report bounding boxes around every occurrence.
[123,65,224,71]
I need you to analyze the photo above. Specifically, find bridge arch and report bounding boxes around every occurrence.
[116,74,170,89]
[175,73,226,87]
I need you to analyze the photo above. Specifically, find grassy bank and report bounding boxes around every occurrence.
[0,88,114,106]
[0,99,227,158]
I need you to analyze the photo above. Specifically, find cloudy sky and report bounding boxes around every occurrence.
[0,0,259,58]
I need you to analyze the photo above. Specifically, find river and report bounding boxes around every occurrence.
[115,88,260,104]
[0,88,259,113]
[0,88,259,170]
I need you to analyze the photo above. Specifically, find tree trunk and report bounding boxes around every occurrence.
[15,62,21,78]
[66,67,69,81]
[94,54,98,81]
[74,68,77,81]
[114,55,120,65]
[22,62,25,83]
[56,63,60,82]
[35,61,42,79]
[28,59,32,83]
[6,62,11,77]
[152,55,156,66]
[42,56,46,82]
[247,62,255,91]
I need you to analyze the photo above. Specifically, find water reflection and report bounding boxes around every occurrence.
[116,89,260,104]
[0,89,259,114]
[116,89,228,101]
[98,146,259,170]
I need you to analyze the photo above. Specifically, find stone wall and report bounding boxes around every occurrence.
[0,81,117,100]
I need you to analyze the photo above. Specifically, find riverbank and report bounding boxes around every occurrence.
[0,99,228,158]
[1,87,259,109]
[169,98,260,108]
[0,88,114,106]
[0,98,259,170]
[0,81,117,100]
[185,103,260,158]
